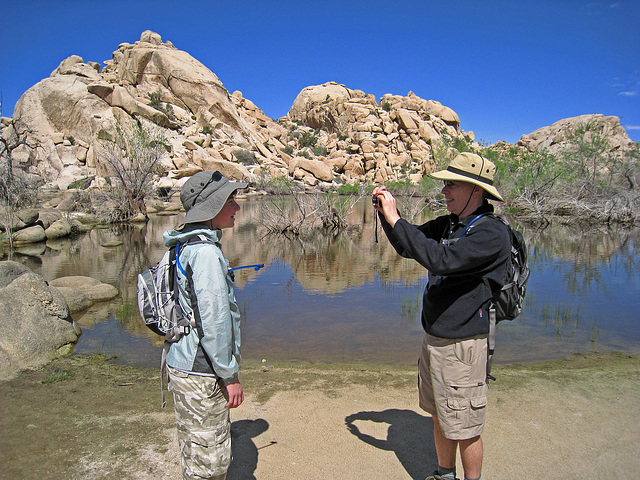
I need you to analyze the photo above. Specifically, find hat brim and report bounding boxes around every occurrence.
[182,180,248,224]
[429,170,504,202]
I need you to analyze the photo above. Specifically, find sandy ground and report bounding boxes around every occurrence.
[1,352,638,480]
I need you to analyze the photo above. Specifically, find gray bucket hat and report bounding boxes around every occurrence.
[181,171,248,225]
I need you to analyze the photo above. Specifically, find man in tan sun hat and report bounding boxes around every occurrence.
[372,152,510,480]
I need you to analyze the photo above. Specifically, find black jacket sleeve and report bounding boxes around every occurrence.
[379,207,511,338]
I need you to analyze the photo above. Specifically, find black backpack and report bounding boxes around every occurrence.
[461,213,530,323]
[462,213,531,379]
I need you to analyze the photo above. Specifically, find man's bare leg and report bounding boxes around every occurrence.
[459,435,483,479]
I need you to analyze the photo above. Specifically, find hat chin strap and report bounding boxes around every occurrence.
[457,187,476,217]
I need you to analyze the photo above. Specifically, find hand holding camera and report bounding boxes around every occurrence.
[371,187,401,227]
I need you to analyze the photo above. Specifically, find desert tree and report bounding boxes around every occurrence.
[98,114,168,222]
[0,98,39,247]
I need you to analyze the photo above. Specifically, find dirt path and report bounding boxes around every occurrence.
[0,352,638,479]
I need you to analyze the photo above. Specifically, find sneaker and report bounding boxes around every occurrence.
[425,473,460,480]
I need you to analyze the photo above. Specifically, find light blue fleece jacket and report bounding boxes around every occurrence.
[163,224,241,384]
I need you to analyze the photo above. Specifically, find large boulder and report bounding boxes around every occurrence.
[49,276,119,302]
[0,261,82,380]
[10,30,258,186]
[11,60,116,183]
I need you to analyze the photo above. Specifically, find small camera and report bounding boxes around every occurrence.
[372,195,381,207]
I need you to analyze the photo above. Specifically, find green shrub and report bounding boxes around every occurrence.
[267,175,297,194]
[298,131,318,148]
[67,176,95,190]
[201,125,213,135]
[336,183,361,195]
[233,149,257,165]
[298,150,312,160]
[97,129,112,141]
[41,370,75,384]
[148,92,163,109]
[281,145,294,155]
[163,104,176,121]
[147,92,176,121]
[312,146,328,157]
[381,101,392,112]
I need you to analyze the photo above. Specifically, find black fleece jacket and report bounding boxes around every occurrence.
[381,202,510,339]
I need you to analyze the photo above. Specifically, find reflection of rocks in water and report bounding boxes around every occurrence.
[525,222,633,262]
[14,241,47,257]
[72,303,118,327]
[21,196,640,300]
[221,197,430,294]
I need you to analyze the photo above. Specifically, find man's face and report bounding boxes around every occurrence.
[441,180,478,216]
[210,195,240,229]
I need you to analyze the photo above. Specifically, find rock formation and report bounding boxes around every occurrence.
[516,114,635,155]
[1,30,636,196]
[0,261,82,380]
[2,30,474,193]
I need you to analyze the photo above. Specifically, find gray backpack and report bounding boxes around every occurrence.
[137,235,211,406]
[137,243,193,342]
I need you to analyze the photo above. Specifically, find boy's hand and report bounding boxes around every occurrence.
[224,380,244,408]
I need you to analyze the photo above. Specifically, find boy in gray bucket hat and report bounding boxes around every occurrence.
[163,170,248,480]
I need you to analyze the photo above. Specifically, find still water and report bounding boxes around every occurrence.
[11,195,640,368]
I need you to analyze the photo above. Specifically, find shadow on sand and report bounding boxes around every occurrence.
[345,409,436,480]
[227,418,271,480]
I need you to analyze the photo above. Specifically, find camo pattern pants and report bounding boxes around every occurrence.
[168,367,230,480]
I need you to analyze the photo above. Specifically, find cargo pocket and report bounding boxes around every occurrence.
[469,394,488,427]
[185,424,231,478]
[444,383,488,433]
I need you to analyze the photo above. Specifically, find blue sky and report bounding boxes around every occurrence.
[1,0,639,144]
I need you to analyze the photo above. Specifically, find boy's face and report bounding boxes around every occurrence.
[210,195,240,229]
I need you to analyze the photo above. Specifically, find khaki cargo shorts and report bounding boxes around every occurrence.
[168,367,230,480]
[418,333,489,440]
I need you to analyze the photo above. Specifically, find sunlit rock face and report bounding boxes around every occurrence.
[0,261,82,380]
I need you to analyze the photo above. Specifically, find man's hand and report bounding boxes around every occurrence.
[372,186,401,227]
[224,380,244,408]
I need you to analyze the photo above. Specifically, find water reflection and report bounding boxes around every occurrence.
[5,196,640,367]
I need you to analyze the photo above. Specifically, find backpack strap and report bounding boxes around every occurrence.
[487,303,497,381]
[460,213,502,381]
[160,342,171,408]
[459,212,491,237]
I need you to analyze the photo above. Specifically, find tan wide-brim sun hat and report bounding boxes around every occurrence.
[180,171,248,225]
[429,152,504,202]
